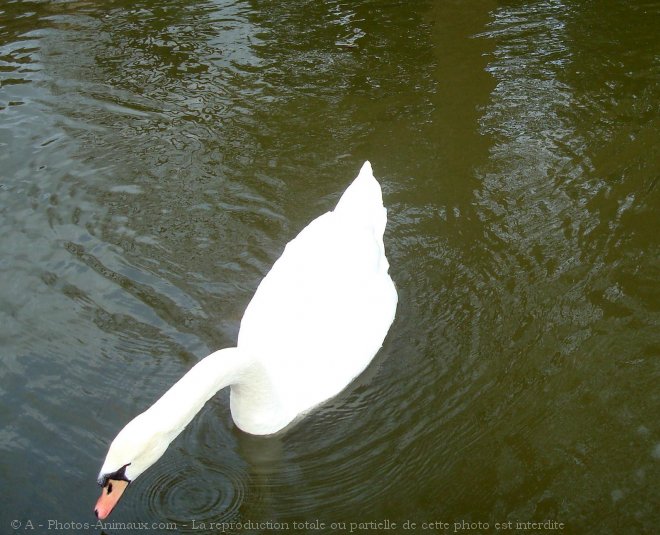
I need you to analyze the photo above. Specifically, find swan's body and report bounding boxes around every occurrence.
[95,161,397,519]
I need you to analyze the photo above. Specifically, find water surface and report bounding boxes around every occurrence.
[1,0,658,533]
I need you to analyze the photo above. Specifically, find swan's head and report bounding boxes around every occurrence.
[95,412,169,519]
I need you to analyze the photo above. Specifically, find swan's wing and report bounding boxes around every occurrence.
[237,209,397,412]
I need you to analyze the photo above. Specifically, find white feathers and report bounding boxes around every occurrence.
[99,161,397,481]
[235,161,397,433]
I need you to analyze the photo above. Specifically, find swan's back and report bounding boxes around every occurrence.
[235,162,397,429]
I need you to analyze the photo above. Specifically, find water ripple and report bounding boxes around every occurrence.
[135,452,248,531]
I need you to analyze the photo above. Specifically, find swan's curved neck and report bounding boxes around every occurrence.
[144,347,248,441]
[101,348,256,485]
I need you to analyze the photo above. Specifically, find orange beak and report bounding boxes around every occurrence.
[94,479,129,520]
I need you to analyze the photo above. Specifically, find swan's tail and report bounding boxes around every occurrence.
[333,161,387,237]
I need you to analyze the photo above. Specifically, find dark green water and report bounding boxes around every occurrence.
[1,0,658,534]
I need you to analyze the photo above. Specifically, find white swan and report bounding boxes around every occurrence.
[94,161,397,519]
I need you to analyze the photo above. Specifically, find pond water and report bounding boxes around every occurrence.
[1,0,658,533]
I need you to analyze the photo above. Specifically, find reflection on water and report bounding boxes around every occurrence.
[1,0,658,533]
